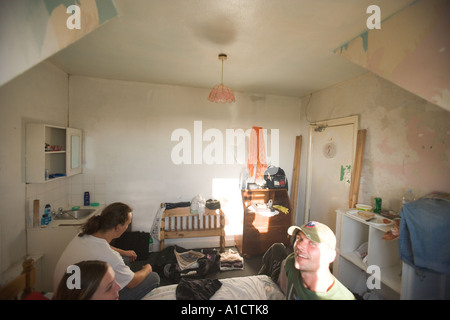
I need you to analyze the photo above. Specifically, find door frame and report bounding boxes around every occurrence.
[304,115,359,224]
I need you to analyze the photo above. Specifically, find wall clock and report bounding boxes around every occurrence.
[323,142,336,158]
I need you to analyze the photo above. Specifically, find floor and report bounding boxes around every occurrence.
[129,246,264,287]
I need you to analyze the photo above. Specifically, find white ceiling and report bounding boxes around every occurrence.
[49,0,415,98]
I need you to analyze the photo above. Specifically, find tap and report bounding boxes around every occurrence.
[55,207,64,217]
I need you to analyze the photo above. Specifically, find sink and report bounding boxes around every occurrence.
[54,209,95,220]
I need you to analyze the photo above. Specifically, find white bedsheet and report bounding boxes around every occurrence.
[142,275,285,300]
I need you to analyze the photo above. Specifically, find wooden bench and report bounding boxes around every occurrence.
[159,204,225,252]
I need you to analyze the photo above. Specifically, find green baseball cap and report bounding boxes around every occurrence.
[287,221,336,250]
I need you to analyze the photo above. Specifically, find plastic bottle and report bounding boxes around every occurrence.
[45,204,51,224]
[84,192,90,206]
[42,204,51,226]
[149,236,153,253]
[41,214,48,226]
[402,189,415,205]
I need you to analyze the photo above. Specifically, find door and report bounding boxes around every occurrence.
[305,116,358,232]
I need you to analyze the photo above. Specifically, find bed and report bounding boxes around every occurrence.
[157,203,225,253]
[149,203,284,300]
[142,275,285,300]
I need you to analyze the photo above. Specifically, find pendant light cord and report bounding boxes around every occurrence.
[221,58,224,85]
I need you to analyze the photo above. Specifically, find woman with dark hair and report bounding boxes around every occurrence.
[53,202,160,300]
[53,260,120,300]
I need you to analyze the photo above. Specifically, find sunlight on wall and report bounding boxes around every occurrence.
[212,178,243,236]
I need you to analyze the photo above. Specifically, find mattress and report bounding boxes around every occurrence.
[142,275,285,300]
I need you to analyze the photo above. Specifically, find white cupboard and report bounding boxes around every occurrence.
[26,124,82,183]
[334,208,402,299]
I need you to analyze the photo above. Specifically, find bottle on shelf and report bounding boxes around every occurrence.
[42,204,51,226]
[41,213,48,226]
[402,189,415,205]
[84,192,90,206]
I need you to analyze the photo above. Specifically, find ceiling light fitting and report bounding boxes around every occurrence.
[314,125,327,132]
[208,53,235,103]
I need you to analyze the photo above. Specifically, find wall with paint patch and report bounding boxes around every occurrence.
[301,72,450,212]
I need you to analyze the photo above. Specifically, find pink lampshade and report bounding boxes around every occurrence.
[208,53,235,103]
[208,84,235,103]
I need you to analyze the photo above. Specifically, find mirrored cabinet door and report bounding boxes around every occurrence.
[66,127,82,176]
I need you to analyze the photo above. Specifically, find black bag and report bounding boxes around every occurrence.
[264,166,288,190]
[162,247,220,283]
[164,202,191,210]
[206,199,221,210]
[110,231,150,260]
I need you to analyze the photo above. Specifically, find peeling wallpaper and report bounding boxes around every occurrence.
[336,0,450,111]
[303,72,450,212]
[0,0,118,86]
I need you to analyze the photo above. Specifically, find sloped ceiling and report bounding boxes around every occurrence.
[48,0,416,98]
[336,0,450,111]
[0,0,118,87]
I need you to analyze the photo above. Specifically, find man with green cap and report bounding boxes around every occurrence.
[277,221,355,300]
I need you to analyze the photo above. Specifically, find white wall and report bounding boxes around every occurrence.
[0,60,303,276]
[0,61,68,275]
[68,75,302,239]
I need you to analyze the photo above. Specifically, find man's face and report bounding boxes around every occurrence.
[293,231,335,272]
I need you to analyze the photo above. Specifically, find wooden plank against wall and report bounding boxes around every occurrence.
[290,136,302,225]
[349,129,367,208]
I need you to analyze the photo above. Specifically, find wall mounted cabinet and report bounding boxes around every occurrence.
[26,124,82,183]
